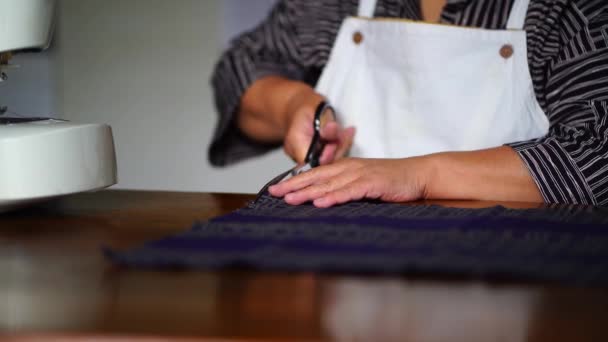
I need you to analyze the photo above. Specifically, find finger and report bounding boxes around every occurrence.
[319,143,338,165]
[284,110,317,163]
[313,178,371,208]
[283,183,333,205]
[269,165,339,198]
[335,126,356,160]
[320,121,341,142]
[269,163,345,197]
[283,171,360,205]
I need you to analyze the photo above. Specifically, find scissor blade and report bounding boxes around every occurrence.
[252,163,313,204]
[253,167,294,204]
[282,163,312,182]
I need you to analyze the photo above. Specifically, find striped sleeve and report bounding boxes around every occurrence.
[208,0,337,167]
[509,5,608,205]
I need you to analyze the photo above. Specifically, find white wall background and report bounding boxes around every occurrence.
[0,51,57,118]
[1,0,294,194]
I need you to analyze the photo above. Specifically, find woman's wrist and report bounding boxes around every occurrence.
[281,82,325,136]
[419,151,468,200]
[408,154,439,200]
[238,76,320,143]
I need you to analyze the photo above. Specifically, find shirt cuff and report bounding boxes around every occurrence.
[209,60,305,166]
[508,138,597,205]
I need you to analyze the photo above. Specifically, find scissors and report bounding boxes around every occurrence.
[253,101,336,204]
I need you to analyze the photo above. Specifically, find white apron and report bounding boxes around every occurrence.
[315,0,550,158]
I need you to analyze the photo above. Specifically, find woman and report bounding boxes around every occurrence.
[210,0,608,207]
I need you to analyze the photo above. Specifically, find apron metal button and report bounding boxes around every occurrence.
[500,44,514,59]
[353,31,364,44]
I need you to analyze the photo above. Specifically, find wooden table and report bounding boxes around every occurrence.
[0,190,606,341]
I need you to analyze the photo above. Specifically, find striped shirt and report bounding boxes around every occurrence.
[210,0,608,206]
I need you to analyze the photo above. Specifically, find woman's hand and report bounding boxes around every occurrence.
[268,147,544,208]
[238,76,355,165]
[282,87,355,164]
[268,157,433,208]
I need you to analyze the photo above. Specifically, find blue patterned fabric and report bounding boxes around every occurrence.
[105,195,608,285]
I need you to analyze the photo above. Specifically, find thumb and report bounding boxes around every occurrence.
[284,132,311,164]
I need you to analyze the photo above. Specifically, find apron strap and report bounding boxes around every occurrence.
[357,0,377,17]
[506,0,530,30]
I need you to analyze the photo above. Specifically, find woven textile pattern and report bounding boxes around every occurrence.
[106,195,608,284]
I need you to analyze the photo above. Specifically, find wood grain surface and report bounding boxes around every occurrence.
[0,190,606,341]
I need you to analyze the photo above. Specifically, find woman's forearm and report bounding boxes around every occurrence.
[424,146,543,203]
[237,76,321,143]
[268,145,543,207]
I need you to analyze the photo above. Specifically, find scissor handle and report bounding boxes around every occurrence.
[304,101,336,167]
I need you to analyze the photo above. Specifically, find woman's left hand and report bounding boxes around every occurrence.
[268,157,433,208]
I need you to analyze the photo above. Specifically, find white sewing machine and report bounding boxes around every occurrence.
[0,0,117,212]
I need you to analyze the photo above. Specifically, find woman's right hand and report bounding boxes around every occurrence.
[238,76,355,165]
[282,86,356,165]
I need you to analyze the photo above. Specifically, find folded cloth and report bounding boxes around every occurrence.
[105,195,608,285]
